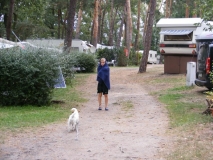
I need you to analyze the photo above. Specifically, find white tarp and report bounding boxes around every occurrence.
[0,42,14,49]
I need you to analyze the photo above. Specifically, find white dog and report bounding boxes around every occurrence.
[67,108,79,139]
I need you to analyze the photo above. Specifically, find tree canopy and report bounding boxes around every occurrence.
[0,0,212,53]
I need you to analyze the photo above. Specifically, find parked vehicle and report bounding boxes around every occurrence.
[156,18,211,74]
[136,50,159,64]
[195,31,213,90]
[156,18,206,55]
[26,39,96,53]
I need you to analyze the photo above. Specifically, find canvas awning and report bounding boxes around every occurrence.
[159,29,194,35]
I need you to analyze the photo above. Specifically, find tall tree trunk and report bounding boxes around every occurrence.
[138,0,156,73]
[199,9,202,18]
[50,8,55,37]
[116,9,125,48]
[165,0,172,18]
[64,0,77,53]
[165,0,169,18]
[57,9,62,39]
[134,0,141,50]
[6,0,15,40]
[169,0,172,17]
[193,2,197,17]
[100,8,105,44]
[126,0,132,58]
[91,0,99,48]
[75,2,83,39]
[62,10,68,39]
[142,2,150,48]
[185,0,190,18]
[123,2,127,47]
[98,0,102,43]
[108,0,114,46]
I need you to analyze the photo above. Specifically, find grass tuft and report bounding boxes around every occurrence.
[121,100,134,111]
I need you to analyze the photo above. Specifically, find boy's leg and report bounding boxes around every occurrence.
[98,93,102,109]
[104,94,108,110]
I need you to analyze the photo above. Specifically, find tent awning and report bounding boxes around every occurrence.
[159,29,194,35]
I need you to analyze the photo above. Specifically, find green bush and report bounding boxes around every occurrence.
[0,48,59,106]
[57,52,78,79]
[76,53,96,73]
[128,50,142,66]
[96,48,115,62]
[116,47,128,66]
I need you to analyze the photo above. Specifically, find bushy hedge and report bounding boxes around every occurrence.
[0,48,59,106]
[128,50,142,66]
[116,47,128,66]
[57,52,78,79]
[96,47,130,66]
[76,53,96,73]
[96,48,116,62]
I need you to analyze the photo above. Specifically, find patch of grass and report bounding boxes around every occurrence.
[0,73,89,131]
[137,67,213,159]
[168,85,195,92]
[166,123,213,160]
[158,89,213,127]
[121,100,134,111]
[52,74,88,106]
[0,106,65,130]
[151,77,184,84]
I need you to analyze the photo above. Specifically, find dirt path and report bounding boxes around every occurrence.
[0,65,171,160]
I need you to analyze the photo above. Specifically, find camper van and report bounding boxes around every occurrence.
[147,50,158,64]
[156,18,211,74]
[195,31,213,90]
[156,18,207,55]
[137,50,159,64]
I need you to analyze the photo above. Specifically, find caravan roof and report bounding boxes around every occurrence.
[156,18,202,27]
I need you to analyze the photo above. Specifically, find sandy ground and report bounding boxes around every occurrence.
[0,65,172,160]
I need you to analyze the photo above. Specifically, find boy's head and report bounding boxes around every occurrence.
[100,58,106,66]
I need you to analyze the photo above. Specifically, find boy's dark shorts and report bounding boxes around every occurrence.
[97,81,108,95]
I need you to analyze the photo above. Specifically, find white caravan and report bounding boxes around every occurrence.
[147,50,158,64]
[26,39,96,53]
[156,18,210,55]
[137,50,159,64]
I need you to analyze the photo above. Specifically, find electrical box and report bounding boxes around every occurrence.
[186,62,196,86]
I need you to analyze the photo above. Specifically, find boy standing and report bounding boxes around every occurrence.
[97,58,110,111]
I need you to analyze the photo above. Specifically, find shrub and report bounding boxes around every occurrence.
[116,47,128,66]
[96,48,115,62]
[128,50,142,66]
[57,52,78,79]
[0,48,59,106]
[76,53,96,73]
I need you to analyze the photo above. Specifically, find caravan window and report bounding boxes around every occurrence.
[164,32,193,41]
